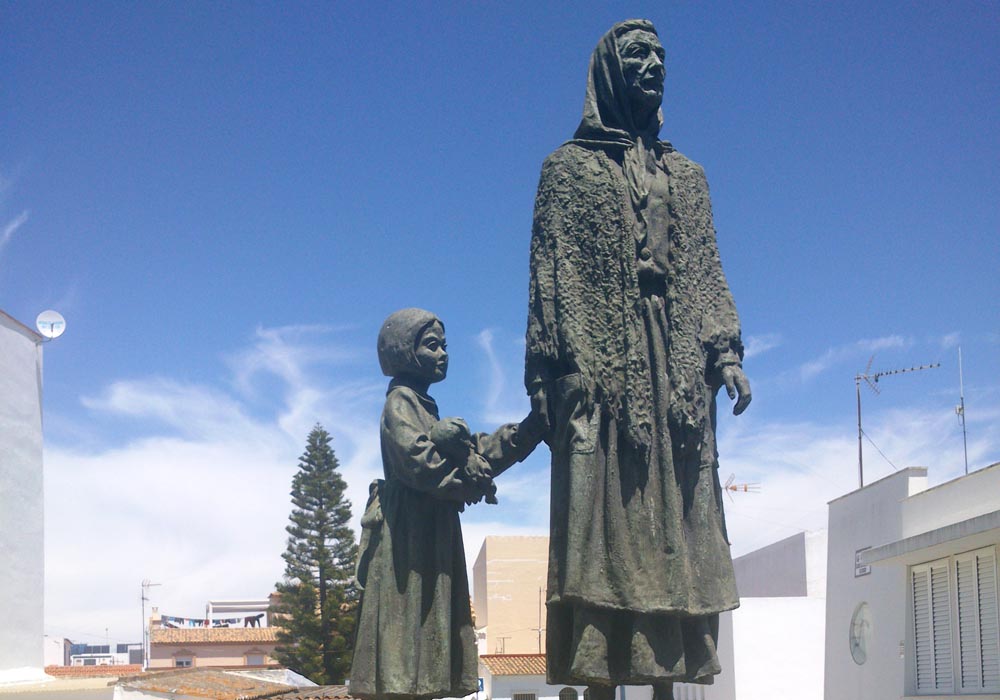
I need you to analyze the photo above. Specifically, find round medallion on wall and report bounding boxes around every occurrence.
[849,601,872,665]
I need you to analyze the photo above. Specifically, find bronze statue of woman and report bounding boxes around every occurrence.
[525,19,751,698]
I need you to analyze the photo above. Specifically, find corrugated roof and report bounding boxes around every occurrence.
[118,668,292,700]
[151,626,279,645]
[479,654,547,676]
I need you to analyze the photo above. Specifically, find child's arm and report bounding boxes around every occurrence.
[473,410,547,477]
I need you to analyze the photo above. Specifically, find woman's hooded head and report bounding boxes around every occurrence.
[377,308,443,378]
[574,19,664,145]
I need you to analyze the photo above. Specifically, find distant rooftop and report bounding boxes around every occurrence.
[151,626,278,645]
[44,664,141,679]
[116,668,351,700]
[480,653,547,676]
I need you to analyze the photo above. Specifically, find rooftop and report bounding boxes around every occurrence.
[151,626,279,645]
[45,664,142,678]
[118,668,291,700]
[479,653,547,676]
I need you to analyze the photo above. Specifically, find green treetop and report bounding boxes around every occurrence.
[272,424,358,684]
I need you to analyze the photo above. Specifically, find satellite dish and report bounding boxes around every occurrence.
[36,310,66,339]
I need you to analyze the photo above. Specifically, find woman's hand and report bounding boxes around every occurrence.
[721,365,752,416]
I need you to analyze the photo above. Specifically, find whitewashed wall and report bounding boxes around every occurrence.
[824,468,921,700]
[0,313,44,676]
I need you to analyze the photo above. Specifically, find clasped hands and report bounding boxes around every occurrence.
[431,417,498,506]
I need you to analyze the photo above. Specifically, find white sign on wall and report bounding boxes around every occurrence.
[855,547,872,577]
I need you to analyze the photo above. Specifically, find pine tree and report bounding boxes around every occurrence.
[272,424,359,684]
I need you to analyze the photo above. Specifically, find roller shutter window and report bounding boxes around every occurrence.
[956,547,1000,693]
[912,558,954,693]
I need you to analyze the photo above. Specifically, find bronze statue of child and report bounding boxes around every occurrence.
[350,308,543,700]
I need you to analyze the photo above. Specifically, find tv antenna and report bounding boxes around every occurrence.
[854,357,940,488]
[140,579,161,670]
[956,347,969,475]
[723,474,761,502]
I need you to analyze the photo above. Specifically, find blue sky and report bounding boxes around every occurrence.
[2,2,998,648]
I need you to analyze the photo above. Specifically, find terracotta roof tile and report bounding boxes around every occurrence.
[479,654,547,676]
[44,665,142,678]
[118,668,291,700]
[151,626,279,645]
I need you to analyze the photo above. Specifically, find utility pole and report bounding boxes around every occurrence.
[854,359,939,488]
[141,579,160,670]
[534,587,544,654]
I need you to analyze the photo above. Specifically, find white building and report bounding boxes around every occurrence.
[0,310,46,685]
[824,463,1000,699]
[694,530,827,700]
[43,636,71,667]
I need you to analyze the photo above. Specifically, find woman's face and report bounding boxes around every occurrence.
[412,321,448,384]
[616,29,665,119]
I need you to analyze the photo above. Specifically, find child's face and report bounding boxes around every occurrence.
[413,321,448,384]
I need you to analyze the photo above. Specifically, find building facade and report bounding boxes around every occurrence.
[148,607,277,669]
[473,536,549,655]
[0,310,46,684]
[825,463,1000,699]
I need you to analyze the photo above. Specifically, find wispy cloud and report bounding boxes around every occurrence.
[1,209,29,255]
[798,335,911,381]
[938,332,961,349]
[82,378,256,439]
[475,327,529,425]
[744,333,782,359]
[0,166,22,205]
[230,324,359,396]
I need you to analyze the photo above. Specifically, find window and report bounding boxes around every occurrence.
[246,654,265,666]
[956,548,1000,692]
[512,693,537,700]
[559,689,579,700]
[911,546,1000,694]
[175,657,193,668]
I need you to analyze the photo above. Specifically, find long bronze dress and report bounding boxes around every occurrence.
[525,19,745,688]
